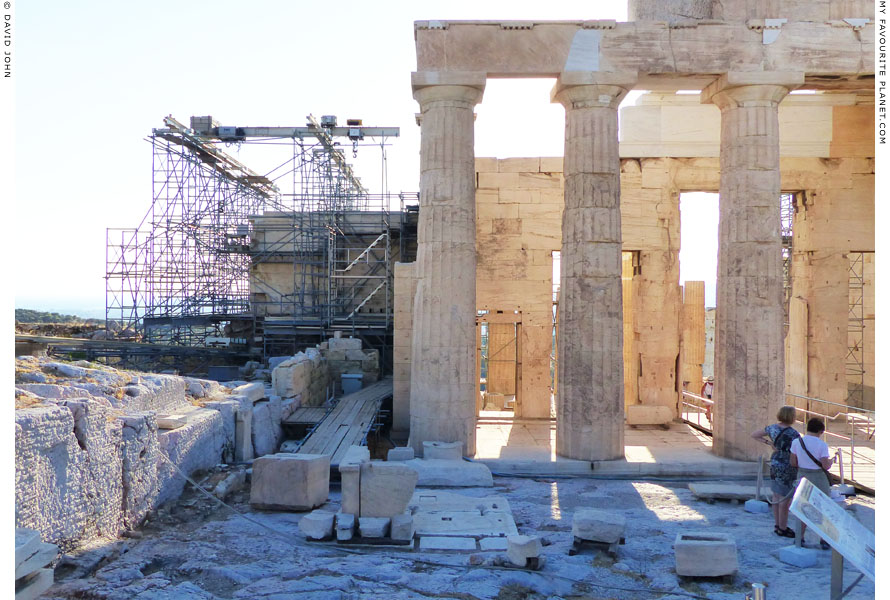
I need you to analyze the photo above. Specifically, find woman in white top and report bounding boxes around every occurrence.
[790,417,836,549]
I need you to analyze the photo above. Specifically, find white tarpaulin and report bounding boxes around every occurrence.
[790,478,875,582]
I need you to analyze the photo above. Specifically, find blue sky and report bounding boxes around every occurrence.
[12,0,721,318]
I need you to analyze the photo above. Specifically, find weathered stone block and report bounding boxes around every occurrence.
[391,512,415,541]
[234,408,253,462]
[358,517,390,538]
[674,531,738,577]
[15,541,58,580]
[299,510,335,540]
[778,545,819,568]
[507,535,543,568]
[480,537,509,551]
[339,446,370,516]
[572,509,626,543]
[744,499,770,514]
[626,404,673,425]
[423,440,463,460]
[328,337,363,351]
[387,446,415,461]
[231,382,265,403]
[360,462,419,518]
[249,453,330,511]
[402,459,494,487]
[251,397,282,457]
[15,568,54,600]
[336,513,355,541]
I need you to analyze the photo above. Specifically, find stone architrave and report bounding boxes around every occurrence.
[701,72,803,461]
[408,72,486,458]
[551,72,636,461]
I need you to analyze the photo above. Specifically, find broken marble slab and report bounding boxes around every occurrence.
[16,529,42,570]
[401,458,493,487]
[480,537,509,551]
[419,537,477,551]
[15,542,58,580]
[408,490,511,515]
[15,568,55,600]
[359,461,419,518]
[413,511,518,538]
[422,441,463,460]
[688,482,769,501]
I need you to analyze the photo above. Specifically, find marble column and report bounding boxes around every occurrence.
[408,72,485,457]
[552,73,636,461]
[701,72,803,461]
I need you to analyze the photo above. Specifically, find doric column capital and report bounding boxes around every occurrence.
[551,72,637,110]
[700,71,804,109]
[412,71,486,107]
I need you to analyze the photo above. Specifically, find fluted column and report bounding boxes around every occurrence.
[408,72,485,457]
[701,72,803,460]
[551,73,636,461]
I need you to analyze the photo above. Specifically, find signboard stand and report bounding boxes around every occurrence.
[830,550,843,599]
[789,478,874,599]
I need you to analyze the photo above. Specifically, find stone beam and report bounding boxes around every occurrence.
[415,21,873,91]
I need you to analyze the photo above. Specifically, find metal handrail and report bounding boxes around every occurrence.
[677,389,874,490]
[784,392,875,488]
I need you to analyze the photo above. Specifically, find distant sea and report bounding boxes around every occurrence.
[15,298,107,321]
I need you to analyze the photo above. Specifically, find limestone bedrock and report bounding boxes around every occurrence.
[249,453,330,511]
[572,508,626,543]
[359,462,419,518]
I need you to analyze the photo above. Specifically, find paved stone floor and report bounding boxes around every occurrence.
[474,416,756,477]
[476,413,876,488]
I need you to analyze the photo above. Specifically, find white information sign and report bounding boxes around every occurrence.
[790,478,875,582]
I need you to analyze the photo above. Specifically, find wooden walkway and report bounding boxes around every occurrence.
[283,406,328,426]
[296,378,392,468]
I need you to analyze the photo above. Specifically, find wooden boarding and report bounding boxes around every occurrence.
[297,379,392,468]
[283,406,329,426]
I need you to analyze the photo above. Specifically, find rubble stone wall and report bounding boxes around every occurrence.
[15,358,231,550]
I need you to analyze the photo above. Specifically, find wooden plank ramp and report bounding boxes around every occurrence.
[297,379,392,468]
[283,406,328,426]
